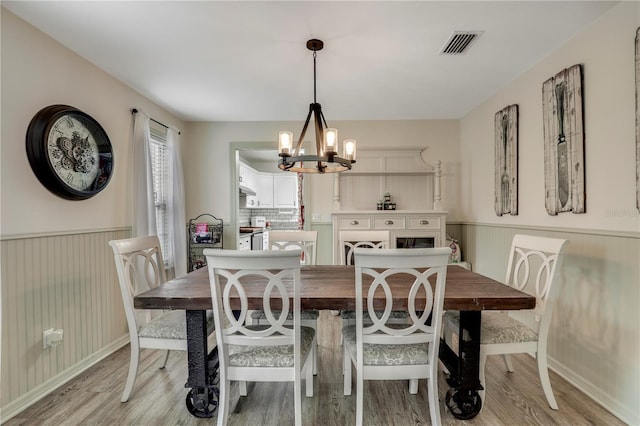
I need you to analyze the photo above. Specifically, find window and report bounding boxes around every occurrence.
[149,122,170,263]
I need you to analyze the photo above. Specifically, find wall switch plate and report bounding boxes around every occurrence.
[311,213,321,222]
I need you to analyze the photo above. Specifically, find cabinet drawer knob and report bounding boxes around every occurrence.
[385,220,394,225]
[350,220,359,225]
[420,220,429,225]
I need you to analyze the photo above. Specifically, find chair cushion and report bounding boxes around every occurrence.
[138,310,215,340]
[340,310,408,320]
[250,309,320,321]
[342,325,429,366]
[444,311,538,344]
[228,326,316,367]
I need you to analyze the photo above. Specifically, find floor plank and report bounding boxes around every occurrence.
[5,311,624,425]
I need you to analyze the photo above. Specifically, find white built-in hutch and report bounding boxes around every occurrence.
[331,149,447,264]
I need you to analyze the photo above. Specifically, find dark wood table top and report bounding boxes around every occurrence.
[134,265,535,312]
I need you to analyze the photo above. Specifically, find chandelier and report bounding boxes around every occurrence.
[278,39,356,173]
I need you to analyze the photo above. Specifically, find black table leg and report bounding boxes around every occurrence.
[184,310,219,418]
[439,310,483,419]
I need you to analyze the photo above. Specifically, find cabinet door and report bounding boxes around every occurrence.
[257,173,274,208]
[273,175,297,208]
[239,163,254,189]
[239,163,259,208]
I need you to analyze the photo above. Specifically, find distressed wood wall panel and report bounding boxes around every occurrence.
[1,228,130,408]
[495,104,518,216]
[542,65,585,215]
[460,223,639,423]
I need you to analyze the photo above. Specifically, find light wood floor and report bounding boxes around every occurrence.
[6,311,623,425]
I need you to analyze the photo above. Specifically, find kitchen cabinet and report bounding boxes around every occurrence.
[239,163,259,207]
[240,165,297,209]
[238,234,251,251]
[273,174,297,208]
[188,214,223,271]
[239,163,257,192]
[331,211,446,264]
[256,173,274,208]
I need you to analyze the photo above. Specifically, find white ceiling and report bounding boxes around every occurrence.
[4,1,617,122]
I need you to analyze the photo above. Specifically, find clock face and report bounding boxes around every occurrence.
[47,113,101,192]
[26,105,114,200]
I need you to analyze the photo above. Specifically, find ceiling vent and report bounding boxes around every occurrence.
[439,31,484,55]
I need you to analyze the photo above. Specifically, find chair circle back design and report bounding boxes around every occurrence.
[204,249,303,342]
[505,234,569,328]
[354,247,451,339]
[269,230,318,265]
[339,230,390,266]
[110,235,168,328]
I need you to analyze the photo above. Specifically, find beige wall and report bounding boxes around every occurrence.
[460,3,640,424]
[0,9,186,236]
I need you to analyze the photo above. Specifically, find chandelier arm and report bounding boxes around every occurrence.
[295,105,314,156]
[317,105,329,129]
[312,106,326,172]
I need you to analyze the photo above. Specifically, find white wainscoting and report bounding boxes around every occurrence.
[460,223,639,425]
[1,228,131,420]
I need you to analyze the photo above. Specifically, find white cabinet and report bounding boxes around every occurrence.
[273,174,297,208]
[331,211,447,264]
[239,163,257,192]
[240,163,297,209]
[239,163,259,207]
[257,173,274,208]
[238,234,251,251]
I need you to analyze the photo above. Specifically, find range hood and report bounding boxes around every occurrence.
[239,184,256,196]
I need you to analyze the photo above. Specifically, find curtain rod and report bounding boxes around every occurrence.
[131,108,181,135]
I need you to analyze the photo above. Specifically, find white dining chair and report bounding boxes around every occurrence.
[250,230,319,373]
[109,236,215,402]
[343,247,451,426]
[443,234,568,410]
[338,230,409,332]
[268,230,318,266]
[203,249,315,426]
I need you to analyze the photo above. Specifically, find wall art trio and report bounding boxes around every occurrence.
[495,27,640,216]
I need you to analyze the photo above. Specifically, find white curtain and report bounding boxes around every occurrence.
[132,112,157,238]
[167,128,187,278]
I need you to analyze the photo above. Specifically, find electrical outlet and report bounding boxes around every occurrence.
[311,213,321,222]
[43,328,64,349]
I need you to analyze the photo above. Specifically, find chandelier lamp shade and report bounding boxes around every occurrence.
[278,39,356,173]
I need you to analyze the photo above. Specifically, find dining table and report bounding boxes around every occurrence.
[133,264,535,420]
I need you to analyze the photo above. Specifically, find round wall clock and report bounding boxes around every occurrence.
[26,105,114,200]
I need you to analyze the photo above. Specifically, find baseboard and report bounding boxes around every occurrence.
[547,356,638,425]
[0,335,129,423]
